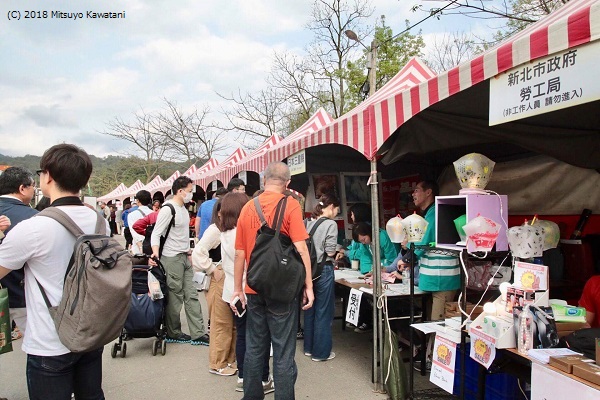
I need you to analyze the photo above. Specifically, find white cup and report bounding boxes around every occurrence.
[351,260,359,271]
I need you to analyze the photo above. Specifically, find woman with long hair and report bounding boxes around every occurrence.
[303,193,340,361]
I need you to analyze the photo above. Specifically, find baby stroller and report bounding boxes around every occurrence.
[111,255,168,358]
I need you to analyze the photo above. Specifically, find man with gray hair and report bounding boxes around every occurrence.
[0,166,38,337]
[231,162,314,399]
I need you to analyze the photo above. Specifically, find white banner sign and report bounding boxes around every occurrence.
[238,171,247,185]
[345,288,362,327]
[490,40,600,125]
[430,334,457,393]
[287,149,306,176]
[210,181,218,191]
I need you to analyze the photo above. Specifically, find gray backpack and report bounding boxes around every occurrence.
[35,207,132,353]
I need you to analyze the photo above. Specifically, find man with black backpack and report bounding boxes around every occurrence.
[0,144,110,400]
[128,189,153,255]
[231,162,314,399]
[150,176,209,346]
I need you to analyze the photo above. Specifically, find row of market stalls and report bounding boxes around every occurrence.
[97,0,600,389]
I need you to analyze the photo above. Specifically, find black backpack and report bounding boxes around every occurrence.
[247,196,305,304]
[560,328,600,359]
[142,204,175,257]
[304,218,328,280]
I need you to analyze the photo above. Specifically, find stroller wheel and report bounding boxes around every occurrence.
[152,339,159,356]
[161,340,167,356]
[120,342,127,358]
[111,343,118,358]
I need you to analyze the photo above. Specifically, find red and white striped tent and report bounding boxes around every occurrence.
[190,158,219,183]
[98,183,127,202]
[141,175,164,195]
[155,171,181,194]
[377,0,600,164]
[117,180,145,200]
[182,164,198,178]
[264,59,435,162]
[265,108,334,164]
[198,148,247,189]
[223,134,281,183]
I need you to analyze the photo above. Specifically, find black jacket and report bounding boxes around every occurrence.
[0,197,38,308]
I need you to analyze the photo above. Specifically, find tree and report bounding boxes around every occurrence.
[425,31,480,73]
[344,17,425,109]
[412,0,566,48]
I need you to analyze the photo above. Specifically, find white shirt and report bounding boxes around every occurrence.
[127,205,152,255]
[191,223,220,275]
[0,205,109,356]
[220,228,237,304]
[150,200,189,257]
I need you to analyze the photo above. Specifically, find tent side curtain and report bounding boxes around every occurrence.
[374,0,600,159]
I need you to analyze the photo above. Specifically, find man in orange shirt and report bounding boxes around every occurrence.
[231,162,314,400]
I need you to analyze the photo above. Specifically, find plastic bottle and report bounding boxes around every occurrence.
[517,305,533,355]
[402,268,410,286]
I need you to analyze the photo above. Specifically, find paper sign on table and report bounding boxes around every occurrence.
[345,288,362,326]
[469,329,496,369]
[429,334,457,394]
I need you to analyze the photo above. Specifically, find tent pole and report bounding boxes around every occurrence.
[370,158,384,391]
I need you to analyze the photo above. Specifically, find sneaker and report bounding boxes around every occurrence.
[190,334,210,346]
[312,351,336,362]
[296,328,304,340]
[166,333,191,343]
[209,366,237,376]
[262,375,275,395]
[354,323,372,333]
[345,322,355,328]
[304,352,312,357]
[235,377,243,392]
[413,359,432,372]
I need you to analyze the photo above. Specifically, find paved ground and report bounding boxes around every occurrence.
[0,232,440,399]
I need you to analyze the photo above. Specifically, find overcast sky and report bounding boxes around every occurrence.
[0,0,497,159]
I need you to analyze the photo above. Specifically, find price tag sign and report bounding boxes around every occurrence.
[469,328,496,369]
[430,334,457,393]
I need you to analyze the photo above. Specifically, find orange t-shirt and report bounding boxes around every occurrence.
[235,191,309,294]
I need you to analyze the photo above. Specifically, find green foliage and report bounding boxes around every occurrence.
[344,19,425,109]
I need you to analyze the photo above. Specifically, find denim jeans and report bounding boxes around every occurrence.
[235,311,270,381]
[304,264,335,359]
[243,294,298,400]
[26,348,104,400]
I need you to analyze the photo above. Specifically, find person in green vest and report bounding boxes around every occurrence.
[408,180,460,371]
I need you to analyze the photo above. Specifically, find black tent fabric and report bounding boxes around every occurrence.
[380,81,600,170]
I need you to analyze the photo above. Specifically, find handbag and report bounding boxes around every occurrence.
[247,196,305,304]
[0,285,13,355]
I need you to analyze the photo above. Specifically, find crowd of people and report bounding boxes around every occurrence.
[2,145,598,400]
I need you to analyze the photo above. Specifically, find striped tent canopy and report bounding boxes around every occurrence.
[198,148,247,189]
[376,0,600,162]
[265,108,334,164]
[155,171,181,194]
[191,157,219,182]
[182,164,198,177]
[267,60,435,161]
[97,183,127,202]
[223,134,281,183]
[141,175,164,195]
[117,180,145,200]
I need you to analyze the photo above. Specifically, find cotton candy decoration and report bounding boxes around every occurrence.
[453,153,495,194]
[532,220,560,250]
[507,225,546,258]
[462,214,501,252]
[402,212,429,242]
[386,215,405,243]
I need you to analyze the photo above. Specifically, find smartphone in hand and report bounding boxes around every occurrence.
[232,296,246,317]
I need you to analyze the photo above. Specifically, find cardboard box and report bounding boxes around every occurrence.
[572,363,600,386]
[548,355,594,373]
[596,338,600,365]
[555,322,587,332]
